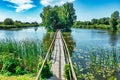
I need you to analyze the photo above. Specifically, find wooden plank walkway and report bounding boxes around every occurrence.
[48,30,65,80]
[36,30,77,80]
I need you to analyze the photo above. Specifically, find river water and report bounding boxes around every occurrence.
[0,27,46,41]
[0,27,120,79]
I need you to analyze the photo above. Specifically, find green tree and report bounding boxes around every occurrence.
[91,18,98,24]
[98,17,109,25]
[109,11,119,30]
[40,5,52,31]
[40,2,76,32]
[61,2,76,31]
[117,18,120,29]
[4,18,14,25]
[14,20,22,27]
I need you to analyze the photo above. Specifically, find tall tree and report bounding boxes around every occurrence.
[40,5,52,31]
[4,18,14,25]
[98,17,109,25]
[109,11,119,30]
[61,2,76,31]
[91,18,98,24]
[40,2,76,32]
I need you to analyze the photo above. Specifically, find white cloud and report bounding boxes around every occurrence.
[40,0,75,6]
[0,16,6,22]
[3,0,35,12]
[26,17,36,21]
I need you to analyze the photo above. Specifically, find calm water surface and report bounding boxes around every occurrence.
[0,27,46,41]
[71,28,120,79]
[0,27,120,79]
[71,28,120,47]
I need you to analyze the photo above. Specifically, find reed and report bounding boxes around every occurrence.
[0,39,45,73]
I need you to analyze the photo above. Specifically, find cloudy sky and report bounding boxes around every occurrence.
[0,0,120,23]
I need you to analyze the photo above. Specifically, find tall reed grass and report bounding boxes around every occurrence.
[0,39,45,73]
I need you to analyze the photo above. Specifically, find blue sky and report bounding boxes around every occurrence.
[0,0,120,23]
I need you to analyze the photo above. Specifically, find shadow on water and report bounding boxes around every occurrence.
[62,32,75,56]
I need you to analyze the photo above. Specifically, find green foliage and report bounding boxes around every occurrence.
[109,11,119,30]
[0,19,39,29]
[63,32,75,55]
[61,2,76,32]
[15,66,25,75]
[64,64,71,79]
[0,74,35,80]
[14,20,39,27]
[73,46,120,80]
[72,11,120,32]
[98,17,109,25]
[0,52,25,75]
[37,59,52,79]
[0,39,46,74]
[73,21,110,30]
[4,18,14,25]
[40,2,76,32]
[64,64,78,80]
[91,18,98,24]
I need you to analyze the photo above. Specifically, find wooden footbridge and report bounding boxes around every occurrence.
[35,30,77,80]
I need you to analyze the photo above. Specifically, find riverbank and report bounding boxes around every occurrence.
[73,24,120,32]
[0,24,39,29]
[0,74,35,80]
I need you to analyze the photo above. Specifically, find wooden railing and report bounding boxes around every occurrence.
[60,31,77,80]
[35,30,77,80]
[35,31,57,80]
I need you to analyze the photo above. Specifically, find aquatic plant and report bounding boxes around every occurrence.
[72,46,120,80]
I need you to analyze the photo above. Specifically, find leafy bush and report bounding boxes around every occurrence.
[0,52,26,75]
[0,39,45,73]
[64,64,78,80]
[37,59,52,79]
[64,64,71,79]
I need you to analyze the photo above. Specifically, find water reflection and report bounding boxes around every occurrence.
[42,32,54,54]
[34,27,38,31]
[108,31,118,47]
[63,32,75,56]
[71,28,120,47]
[71,28,120,79]
[0,27,46,41]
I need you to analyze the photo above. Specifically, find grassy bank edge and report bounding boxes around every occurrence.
[0,74,35,80]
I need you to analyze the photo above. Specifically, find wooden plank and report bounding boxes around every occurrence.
[50,30,66,80]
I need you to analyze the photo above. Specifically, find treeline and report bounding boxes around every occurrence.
[73,11,120,31]
[40,2,76,32]
[0,18,39,29]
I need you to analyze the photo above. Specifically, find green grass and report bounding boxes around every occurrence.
[0,32,54,79]
[0,74,35,80]
[0,39,45,72]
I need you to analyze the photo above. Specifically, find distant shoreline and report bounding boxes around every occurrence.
[0,25,39,30]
